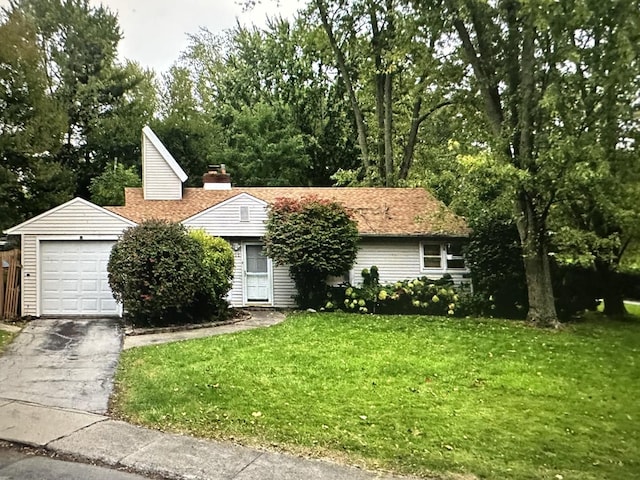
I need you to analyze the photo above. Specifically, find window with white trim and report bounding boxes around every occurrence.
[421,241,466,271]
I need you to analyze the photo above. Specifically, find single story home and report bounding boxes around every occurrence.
[5,127,470,317]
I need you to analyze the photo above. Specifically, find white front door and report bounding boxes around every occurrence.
[244,243,271,304]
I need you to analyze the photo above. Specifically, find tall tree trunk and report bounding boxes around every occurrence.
[315,0,369,171]
[375,74,386,180]
[515,192,559,327]
[369,1,386,182]
[400,100,453,180]
[382,0,394,186]
[595,260,627,316]
[384,71,393,186]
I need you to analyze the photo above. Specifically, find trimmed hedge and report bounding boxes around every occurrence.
[108,220,233,326]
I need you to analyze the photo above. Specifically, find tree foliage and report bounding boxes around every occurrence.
[1,0,155,229]
[264,196,359,308]
[0,8,71,231]
[433,0,640,325]
[89,162,141,206]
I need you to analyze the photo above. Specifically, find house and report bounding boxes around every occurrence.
[4,127,470,317]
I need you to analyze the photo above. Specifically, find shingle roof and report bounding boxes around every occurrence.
[106,187,470,237]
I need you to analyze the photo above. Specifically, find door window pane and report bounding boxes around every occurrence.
[246,245,267,273]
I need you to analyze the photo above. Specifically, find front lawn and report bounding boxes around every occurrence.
[112,313,640,480]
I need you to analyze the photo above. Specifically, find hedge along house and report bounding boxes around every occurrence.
[5,127,470,317]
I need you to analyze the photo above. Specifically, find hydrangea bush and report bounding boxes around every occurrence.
[325,267,470,317]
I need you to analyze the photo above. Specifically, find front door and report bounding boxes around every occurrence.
[244,243,271,304]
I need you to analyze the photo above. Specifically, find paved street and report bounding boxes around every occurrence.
[0,445,154,480]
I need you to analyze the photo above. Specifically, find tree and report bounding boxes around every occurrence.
[437,0,640,326]
[264,196,359,308]
[214,101,310,185]
[312,0,457,185]
[12,0,156,197]
[153,65,222,186]
[89,162,141,206]
[176,19,359,186]
[0,8,71,231]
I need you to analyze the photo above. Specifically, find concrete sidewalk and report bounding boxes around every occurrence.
[0,399,412,480]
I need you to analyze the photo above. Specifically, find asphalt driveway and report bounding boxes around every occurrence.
[0,318,122,414]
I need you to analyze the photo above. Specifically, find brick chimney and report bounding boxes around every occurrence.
[203,164,231,190]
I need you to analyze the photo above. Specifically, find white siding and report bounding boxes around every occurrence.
[184,195,268,237]
[227,247,244,307]
[21,235,37,316]
[352,238,422,285]
[12,201,133,235]
[272,264,296,308]
[351,238,469,286]
[143,136,182,200]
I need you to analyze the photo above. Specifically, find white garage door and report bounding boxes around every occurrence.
[40,240,119,316]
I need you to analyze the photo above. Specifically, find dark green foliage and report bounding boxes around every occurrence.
[551,264,600,320]
[188,230,234,316]
[89,162,141,206]
[464,218,528,319]
[264,196,359,309]
[108,220,218,326]
[619,270,640,301]
[214,101,310,186]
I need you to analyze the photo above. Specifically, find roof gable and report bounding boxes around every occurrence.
[182,192,268,224]
[5,197,136,235]
[142,126,188,183]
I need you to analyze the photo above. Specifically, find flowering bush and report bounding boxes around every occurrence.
[325,267,469,317]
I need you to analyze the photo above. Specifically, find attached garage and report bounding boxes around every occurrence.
[4,198,135,317]
[40,240,118,315]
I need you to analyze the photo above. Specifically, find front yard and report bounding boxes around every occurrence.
[112,312,640,480]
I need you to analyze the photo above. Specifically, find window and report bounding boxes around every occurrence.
[421,242,466,271]
[239,206,250,222]
[422,243,442,268]
[446,242,465,269]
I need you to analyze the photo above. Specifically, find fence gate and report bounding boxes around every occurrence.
[1,249,21,320]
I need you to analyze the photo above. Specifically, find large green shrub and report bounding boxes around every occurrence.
[464,217,528,318]
[264,196,359,309]
[108,220,212,326]
[188,229,234,315]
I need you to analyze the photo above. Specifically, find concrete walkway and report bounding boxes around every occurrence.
[0,311,419,480]
[124,309,286,349]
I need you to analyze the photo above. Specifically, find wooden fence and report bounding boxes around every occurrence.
[1,249,20,320]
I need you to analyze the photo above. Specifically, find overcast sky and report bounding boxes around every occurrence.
[1,0,301,74]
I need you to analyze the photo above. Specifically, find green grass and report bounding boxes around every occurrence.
[113,313,640,480]
[0,330,15,351]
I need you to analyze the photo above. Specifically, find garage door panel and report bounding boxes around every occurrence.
[40,241,119,316]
